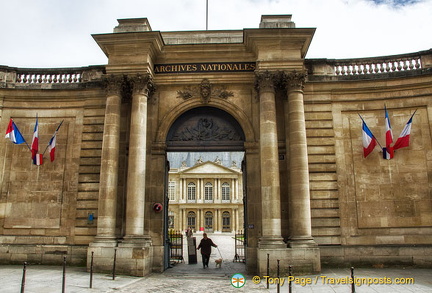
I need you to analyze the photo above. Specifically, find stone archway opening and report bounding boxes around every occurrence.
[164,106,247,275]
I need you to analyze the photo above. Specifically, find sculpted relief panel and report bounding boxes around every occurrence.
[166,106,245,151]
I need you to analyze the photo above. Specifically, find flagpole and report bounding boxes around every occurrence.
[42,120,64,155]
[206,0,208,30]
[358,114,384,150]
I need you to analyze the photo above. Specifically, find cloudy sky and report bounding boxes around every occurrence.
[0,0,431,68]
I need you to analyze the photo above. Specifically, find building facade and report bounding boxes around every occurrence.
[167,157,244,233]
[0,14,431,276]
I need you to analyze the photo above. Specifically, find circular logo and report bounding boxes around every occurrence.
[231,273,246,288]
[153,203,163,212]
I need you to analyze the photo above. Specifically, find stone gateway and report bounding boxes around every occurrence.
[0,14,432,276]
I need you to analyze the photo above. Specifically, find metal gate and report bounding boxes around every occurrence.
[234,230,245,262]
[168,229,184,264]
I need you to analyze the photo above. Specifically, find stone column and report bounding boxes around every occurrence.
[94,75,123,242]
[124,74,154,241]
[87,75,124,274]
[255,71,285,248]
[284,71,316,247]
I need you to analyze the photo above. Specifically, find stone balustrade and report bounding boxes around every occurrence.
[16,70,82,84]
[305,49,432,77]
[0,65,105,87]
[333,55,421,75]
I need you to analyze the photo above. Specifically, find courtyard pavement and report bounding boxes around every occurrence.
[1,233,432,292]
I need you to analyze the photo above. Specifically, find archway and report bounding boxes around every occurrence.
[164,106,247,274]
[166,106,245,152]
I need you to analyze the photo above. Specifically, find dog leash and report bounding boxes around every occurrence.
[216,247,223,260]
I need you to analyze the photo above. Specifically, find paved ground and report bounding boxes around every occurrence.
[1,234,432,292]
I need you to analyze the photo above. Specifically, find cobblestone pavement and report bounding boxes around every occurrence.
[1,234,432,292]
[2,264,432,293]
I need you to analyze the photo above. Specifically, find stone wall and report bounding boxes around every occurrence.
[0,73,105,265]
[305,54,432,266]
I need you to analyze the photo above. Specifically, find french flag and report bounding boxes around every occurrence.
[393,111,416,150]
[5,119,26,144]
[31,116,39,160]
[48,120,63,162]
[48,134,56,162]
[383,106,394,159]
[33,153,43,166]
[361,118,377,158]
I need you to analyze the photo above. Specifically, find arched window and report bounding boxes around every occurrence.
[187,182,196,202]
[204,182,213,202]
[222,182,230,201]
[187,211,196,230]
[222,211,231,232]
[205,211,213,231]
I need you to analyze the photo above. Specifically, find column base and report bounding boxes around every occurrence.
[258,236,287,249]
[87,240,118,274]
[115,236,153,276]
[257,246,321,275]
[288,236,318,248]
[121,234,152,244]
[88,236,153,277]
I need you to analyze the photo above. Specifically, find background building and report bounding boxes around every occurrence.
[167,152,244,233]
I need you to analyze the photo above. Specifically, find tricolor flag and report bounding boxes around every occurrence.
[48,135,56,162]
[361,117,377,158]
[47,120,63,162]
[383,106,394,159]
[33,153,43,166]
[393,111,416,150]
[31,115,39,160]
[5,119,26,144]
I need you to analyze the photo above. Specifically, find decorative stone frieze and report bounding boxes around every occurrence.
[177,79,233,104]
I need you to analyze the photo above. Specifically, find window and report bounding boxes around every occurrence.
[168,181,176,201]
[168,211,174,229]
[222,182,230,201]
[204,182,213,201]
[187,211,196,230]
[222,211,231,232]
[187,182,196,201]
[205,211,213,231]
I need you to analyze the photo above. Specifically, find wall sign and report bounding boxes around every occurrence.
[154,62,256,74]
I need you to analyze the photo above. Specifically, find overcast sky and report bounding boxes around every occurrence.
[0,0,431,68]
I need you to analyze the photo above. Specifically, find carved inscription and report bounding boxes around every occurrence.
[154,62,256,74]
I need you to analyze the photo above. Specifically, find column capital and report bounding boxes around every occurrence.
[103,74,125,96]
[254,71,280,94]
[283,70,307,93]
[129,73,155,97]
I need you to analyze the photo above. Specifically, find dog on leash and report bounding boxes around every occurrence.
[215,258,223,268]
